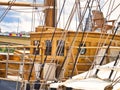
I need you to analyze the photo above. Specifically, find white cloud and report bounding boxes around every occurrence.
[0,0,44,33]
[0,0,119,33]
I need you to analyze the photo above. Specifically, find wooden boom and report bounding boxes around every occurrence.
[0,1,44,7]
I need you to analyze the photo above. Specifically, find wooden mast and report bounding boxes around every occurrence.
[0,1,44,7]
[44,0,57,27]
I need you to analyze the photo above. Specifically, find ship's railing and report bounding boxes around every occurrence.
[0,45,44,81]
[0,45,120,81]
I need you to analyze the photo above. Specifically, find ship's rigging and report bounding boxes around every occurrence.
[0,0,120,90]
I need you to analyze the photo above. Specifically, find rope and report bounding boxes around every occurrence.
[112,56,120,81]
[105,0,113,20]
[43,1,83,82]
[101,0,109,9]
[108,52,120,79]
[83,0,108,78]
[0,0,16,23]
[76,0,82,30]
[27,0,55,82]
[96,0,102,12]
[106,3,120,18]
[107,0,115,20]
[55,0,92,80]
[85,12,120,78]
[70,1,92,77]
[105,76,120,90]
[86,0,120,77]
[44,0,78,81]
[44,0,81,81]
[38,0,67,81]
[94,22,120,76]
[31,0,37,32]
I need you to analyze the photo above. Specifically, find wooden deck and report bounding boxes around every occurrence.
[0,36,30,45]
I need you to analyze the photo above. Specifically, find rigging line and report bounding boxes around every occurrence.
[105,0,113,20]
[1,0,16,18]
[85,33,109,78]
[112,78,120,86]
[106,3,120,18]
[31,9,44,79]
[10,9,43,13]
[76,0,82,30]
[0,0,16,23]
[27,0,43,82]
[109,75,120,87]
[44,0,83,81]
[37,11,44,25]
[28,42,40,82]
[112,68,120,83]
[34,9,43,26]
[107,0,115,20]
[96,0,101,11]
[77,0,82,18]
[70,0,94,78]
[31,0,37,32]
[35,29,45,80]
[58,0,60,27]
[108,52,120,80]
[112,52,120,81]
[53,0,56,27]
[71,32,89,78]
[35,7,45,25]
[104,76,120,89]
[36,2,58,80]
[44,2,78,81]
[94,13,120,63]
[91,38,117,78]
[94,22,120,76]
[45,2,80,81]
[56,0,92,80]
[87,1,119,75]
[28,19,45,83]
[44,1,79,81]
[88,14,120,78]
[55,0,66,27]
[38,0,67,80]
[101,0,109,9]
[75,0,82,30]
[44,14,77,81]
[38,1,54,44]
[31,10,35,32]
[55,2,82,80]
[38,1,63,87]
[80,0,102,78]
[112,61,120,82]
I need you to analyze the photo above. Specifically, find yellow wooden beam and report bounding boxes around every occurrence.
[0,1,44,7]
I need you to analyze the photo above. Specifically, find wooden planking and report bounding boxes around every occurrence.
[30,27,120,78]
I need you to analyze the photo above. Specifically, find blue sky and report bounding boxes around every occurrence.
[0,0,92,33]
[0,0,44,33]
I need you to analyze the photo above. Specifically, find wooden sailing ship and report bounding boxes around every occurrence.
[0,0,120,90]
